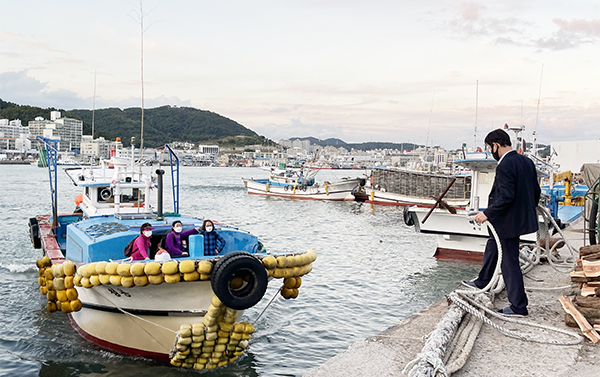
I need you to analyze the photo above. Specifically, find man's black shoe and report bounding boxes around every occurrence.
[461,280,478,289]
[498,307,528,317]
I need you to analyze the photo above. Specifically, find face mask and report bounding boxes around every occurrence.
[173,226,182,233]
[143,230,152,238]
[490,144,500,161]
[205,225,214,232]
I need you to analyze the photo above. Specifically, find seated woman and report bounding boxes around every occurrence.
[165,220,199,258]
[200,219,226,256]
[130,222,153,261]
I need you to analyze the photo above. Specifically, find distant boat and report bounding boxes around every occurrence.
[353,167,471,208]
[243,166,366,201]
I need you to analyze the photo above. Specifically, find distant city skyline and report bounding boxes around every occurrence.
[1,1,598,149]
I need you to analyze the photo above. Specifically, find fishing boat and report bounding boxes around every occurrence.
[404,153,586,262]
[29,137,316,370]
[352,168,471,208]
[242,165,366,201]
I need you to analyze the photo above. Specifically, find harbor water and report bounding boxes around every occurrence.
[0,165,480,376]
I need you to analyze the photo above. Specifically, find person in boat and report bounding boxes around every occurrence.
[200,219,226,256]
[165,220,199,258]
[130,222,154,261]
[466,128,541,317]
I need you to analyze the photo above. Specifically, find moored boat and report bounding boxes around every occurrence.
[30,137,316,370]
[243,166,366,201]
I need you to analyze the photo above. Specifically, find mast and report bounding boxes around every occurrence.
[139,0,145,162]
[534,64,544,158]
[474,80,478,149]
[92,69,96,138]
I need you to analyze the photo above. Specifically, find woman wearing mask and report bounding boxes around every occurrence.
[165,220,199,257]
[200,219,226,256]
[130,223,154,261]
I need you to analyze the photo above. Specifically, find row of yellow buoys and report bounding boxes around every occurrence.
[72,259,215,288]
[36,256,82,313]
[260,249,316,300]
[170,295,254,370]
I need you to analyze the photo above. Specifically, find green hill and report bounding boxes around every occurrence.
[0,99,274,148]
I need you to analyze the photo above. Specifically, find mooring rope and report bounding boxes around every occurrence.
[403,217,583,376]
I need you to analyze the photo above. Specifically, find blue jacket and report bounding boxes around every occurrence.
[484,151,541,239]
[201,230,226,256]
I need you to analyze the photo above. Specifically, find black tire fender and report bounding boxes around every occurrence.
[590,199,598,245]
[403,206,414,227]
[211,251,268,310]
[29,217,42,249]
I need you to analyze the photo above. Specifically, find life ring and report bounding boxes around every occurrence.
[100,188,112,201]
[211,251,268,310]
[403,206,414,227]
[29,217,42,249]
[475,147,482,152]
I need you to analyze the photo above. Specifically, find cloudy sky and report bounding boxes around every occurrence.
[1,1,598,149]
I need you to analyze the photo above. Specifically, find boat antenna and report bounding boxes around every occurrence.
[426,87,436,149]
[534,64,544,157]
[129,1,159,164]
[92,69,96,139]
[474,80,478,150]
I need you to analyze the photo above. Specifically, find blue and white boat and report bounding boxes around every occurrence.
[29,137,316,370]
[243,165,365,201]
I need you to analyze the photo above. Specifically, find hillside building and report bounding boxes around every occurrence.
[28,111,83,152]
[0,119,32,153]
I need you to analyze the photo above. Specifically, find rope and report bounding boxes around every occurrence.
[94,289,177,353]
[252,286,283,325]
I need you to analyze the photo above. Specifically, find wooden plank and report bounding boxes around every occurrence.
[581,284,600,297]
[582,259,600,277]
[559,295,600,343]
[574,295,600,309]
[580,244,600,257]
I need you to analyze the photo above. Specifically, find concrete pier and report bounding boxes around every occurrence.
[305,218,599,377]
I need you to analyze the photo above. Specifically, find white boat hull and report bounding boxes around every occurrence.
[244,178,361,201]
[410,208,537,261]
[70,280,232,359]
[359,188,469,208]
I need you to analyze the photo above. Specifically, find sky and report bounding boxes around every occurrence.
[0,1,599,149]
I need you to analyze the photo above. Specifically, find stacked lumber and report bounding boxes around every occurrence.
[563,245,600,342]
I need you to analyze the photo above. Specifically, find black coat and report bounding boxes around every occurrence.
[483,151,541,239]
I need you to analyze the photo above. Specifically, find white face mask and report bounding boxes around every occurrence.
[173,226,182,233]
[205,225,214,232]
[143,230,152,238]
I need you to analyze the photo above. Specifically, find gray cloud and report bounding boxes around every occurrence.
[445,2,599,51]
[0,70,192,110]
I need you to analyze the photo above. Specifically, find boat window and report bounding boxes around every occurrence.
[479,171,495,185]
[120,188,143,203]
[85,187,90,198]
[97,187,114,202]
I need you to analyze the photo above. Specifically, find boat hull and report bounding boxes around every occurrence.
[410,208,537,262]
[356,188,469,208]
[244,177,361,201]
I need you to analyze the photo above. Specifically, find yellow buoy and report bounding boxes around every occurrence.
[60,301,72,313]
[73,274,82,287]
[164,273,181,284]
[144,262,161,276]
[90,275,101,286]
[46,290,57,301]
[64,275,74,289]
[105,262,119,275]
[276,256,289,268]
[284,277,297,289]
[211,295,222,307]
[94,261,107,275]
[281,287,294,299]
[179,260,196,274]
[81,277,93,288]
[121,276,135,287]
[52,263,64,278]
[53,277,65,291]
[130,263,146,276]
[44,269,54,281]
[38,277,46,287]
[109,275,122,286]
[56,290,68,302]
[183,271,200,282]
[47,301,58,312]
[133,275,149,286]
[70,299,82,312]
[162,261,179,275]
[117,263,132,277]
[197,261,213,274]
[286,255,297,267]
[99,274,111,285]
[192,322,205,336]
[148,274,164,285]
[273,268,285,278]
[66,288,78,301]
[200,273,211,280]
[63,261,76,276]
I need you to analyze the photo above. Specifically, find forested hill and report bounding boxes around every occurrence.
[0,99,273,147]
[290,137,421,151]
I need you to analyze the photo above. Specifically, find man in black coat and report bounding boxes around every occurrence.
[467,128,541,316]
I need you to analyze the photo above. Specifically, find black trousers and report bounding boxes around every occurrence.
[474,237,528,314]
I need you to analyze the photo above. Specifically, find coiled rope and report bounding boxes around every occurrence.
[403,218,583,377]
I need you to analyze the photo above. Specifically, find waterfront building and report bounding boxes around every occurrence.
[28,111,83,152]
[80,136,114,160]
[198,144,219,154]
